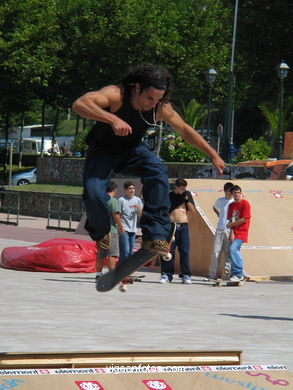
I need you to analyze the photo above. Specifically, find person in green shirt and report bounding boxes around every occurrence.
[95,181,124,290]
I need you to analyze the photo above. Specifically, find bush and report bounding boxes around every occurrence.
[71,128,90,156]
[160,133,206,162]
[234,136,272,163]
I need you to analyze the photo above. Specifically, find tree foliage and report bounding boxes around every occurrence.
[0,0,292,157]
[234,136,272,163]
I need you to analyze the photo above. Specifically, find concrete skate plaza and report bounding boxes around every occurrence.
[0,178,293,370]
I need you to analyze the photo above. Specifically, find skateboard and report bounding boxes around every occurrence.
[97,222,176,292]
[212,279,244,287]
[125,275,145,284]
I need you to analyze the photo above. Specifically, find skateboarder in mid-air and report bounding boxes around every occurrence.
[72,64,225,262]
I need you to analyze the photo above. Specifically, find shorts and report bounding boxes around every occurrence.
[97,232,119,258]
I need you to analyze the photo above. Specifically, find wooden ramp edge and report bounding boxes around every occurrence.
[0,350,242,369]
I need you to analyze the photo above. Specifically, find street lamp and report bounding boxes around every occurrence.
[205,68,217,144]
[223,0,239,162]
[276,60,290,160]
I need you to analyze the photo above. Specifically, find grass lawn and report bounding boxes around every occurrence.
[8,184,83,194]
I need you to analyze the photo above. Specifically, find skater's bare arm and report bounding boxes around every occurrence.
[72,85,132,136]
[158,103,225,175]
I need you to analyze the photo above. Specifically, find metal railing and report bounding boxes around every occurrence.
[0,190,20,226]
[47,193,83,232]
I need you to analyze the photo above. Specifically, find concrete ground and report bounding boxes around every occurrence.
[0,216,293,371]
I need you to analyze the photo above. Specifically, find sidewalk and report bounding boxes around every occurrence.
[0,216,293,371]
[0,215,89,247]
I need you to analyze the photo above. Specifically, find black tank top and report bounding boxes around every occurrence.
[86,93,156,150]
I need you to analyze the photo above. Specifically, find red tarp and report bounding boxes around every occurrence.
[0,238,99,272]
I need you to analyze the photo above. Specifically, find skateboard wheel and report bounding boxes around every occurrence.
[162,253,172,261]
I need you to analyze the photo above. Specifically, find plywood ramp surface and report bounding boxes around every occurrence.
[0,368,292,390]
[181,179,293,277]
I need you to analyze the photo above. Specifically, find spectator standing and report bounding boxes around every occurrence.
[207,182,234,281]
[95,181,124,289]
[227,185,251,282]
[160,178,195,284]
[118,181,143,263]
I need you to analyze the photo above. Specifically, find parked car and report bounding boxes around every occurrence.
[11,168,37,186]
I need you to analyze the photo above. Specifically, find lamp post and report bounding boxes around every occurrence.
[276,60,290,160]
[205,68,217,145]
[223,0,239,162]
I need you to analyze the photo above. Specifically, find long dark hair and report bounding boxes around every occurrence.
[120,64,173,103]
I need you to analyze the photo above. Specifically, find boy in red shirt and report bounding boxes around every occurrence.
[227,185,251,282]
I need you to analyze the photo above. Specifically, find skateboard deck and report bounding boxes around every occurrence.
[97,222,176,292]
[213,279,244,287]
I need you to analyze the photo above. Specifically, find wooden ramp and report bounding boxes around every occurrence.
[0,362,291,390]
[181,179,293,278]
[1,351,292,390]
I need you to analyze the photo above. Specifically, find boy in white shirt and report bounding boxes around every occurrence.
[207,182,234,280]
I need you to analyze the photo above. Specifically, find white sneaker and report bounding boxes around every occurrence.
[182,275,192,284]
[160,274,170,284]
[230,275,244,282]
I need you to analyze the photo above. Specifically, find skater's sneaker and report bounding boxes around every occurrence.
[160,274,170,284]
[230,275,244,282]
[95,273,103,291]
[182,275,192,284]
[119,283,127,293]
[142,239,169,257]
[96,233,111,251]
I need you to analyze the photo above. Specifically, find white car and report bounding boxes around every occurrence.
[11,168,37,186]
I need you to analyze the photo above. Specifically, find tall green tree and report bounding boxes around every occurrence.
[223,0,293,145]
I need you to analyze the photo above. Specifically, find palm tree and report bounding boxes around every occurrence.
[179,99,208,129]
[258,97,293,155]
[258,97,293,138]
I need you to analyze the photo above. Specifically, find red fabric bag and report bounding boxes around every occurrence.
[0,238,98,272]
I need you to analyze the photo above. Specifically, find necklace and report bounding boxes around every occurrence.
[139,107,160,127]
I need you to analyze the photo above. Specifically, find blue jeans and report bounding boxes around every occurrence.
[161,223,191,280]
[229,238,244,277]
[83,143,171,241]
[119,231,136,263]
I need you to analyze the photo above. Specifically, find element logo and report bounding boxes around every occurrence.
[75,381,104,390]
[270,190,283,198]
[142,379,172,389]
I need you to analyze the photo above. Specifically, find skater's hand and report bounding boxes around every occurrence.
[111,117,132,136]
[211,155,225,176]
